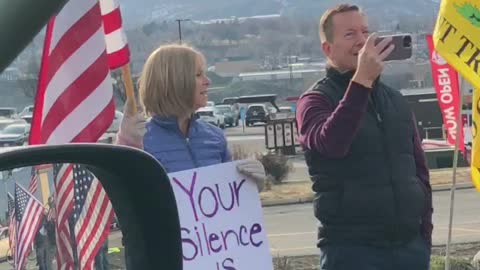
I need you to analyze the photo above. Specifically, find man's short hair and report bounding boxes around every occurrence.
[319,4,361,43]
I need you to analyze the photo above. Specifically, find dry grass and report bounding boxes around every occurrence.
[259,167,473,205]
[430,167,471,186]
[260,182,313,204]
[230,144,260,160]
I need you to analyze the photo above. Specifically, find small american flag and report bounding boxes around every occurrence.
[14,183,44,270]
[7,193,16,266]
[71,164,113,270]
[53,163,75,270]
[28,166,39,194]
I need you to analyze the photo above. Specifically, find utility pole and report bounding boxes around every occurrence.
[176,19,191,44]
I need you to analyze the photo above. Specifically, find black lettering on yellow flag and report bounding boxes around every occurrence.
[433,1,480,190]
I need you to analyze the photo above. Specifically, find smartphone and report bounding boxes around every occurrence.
[375,34,412,61]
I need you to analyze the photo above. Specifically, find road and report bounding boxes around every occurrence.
[3,126,479,268]
[102,188,480,258]
[264,188,480,257]
[3,188,478,269]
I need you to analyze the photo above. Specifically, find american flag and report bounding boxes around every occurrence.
[53,163,75,270]
[7,193,16,266]
[30,0,115,145]
[14,183,44,270]
[71,164,113,269]
[29,0,126,267]
[99,0,130,69]
[28,166,39,194]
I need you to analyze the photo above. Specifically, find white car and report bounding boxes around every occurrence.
[0,108,18,119]
[19,105,34,117]
[206,101,215,107]
[107,110,123,133]
[195,107,225,129]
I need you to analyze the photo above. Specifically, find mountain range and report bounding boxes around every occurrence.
[118,0,440,29]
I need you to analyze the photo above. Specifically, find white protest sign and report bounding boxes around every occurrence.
[168,161,273,270]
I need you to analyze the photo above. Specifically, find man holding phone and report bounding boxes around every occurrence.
[295,4,432,269]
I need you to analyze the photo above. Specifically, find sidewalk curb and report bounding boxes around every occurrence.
[261,183,475,208]
[225,132,265,137]
[431,182,474,191]
[262,196,314,208]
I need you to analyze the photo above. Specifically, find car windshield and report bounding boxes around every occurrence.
[196,111,214,117]
[1,125,25,135]
[0,109,16,118]
[248,106,264,112]
[216,106,231,113]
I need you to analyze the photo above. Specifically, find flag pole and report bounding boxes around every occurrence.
[120,64,137,114]
[444,75,465,270]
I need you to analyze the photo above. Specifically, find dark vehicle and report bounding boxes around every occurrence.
[215,105,239,127]
[0,108,18,119]
[0,123,30,147]
[245,104,269,126]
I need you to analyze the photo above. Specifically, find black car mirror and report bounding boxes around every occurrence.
[0,144,183,270]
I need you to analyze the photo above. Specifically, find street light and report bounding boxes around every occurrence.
[176,19,191,44]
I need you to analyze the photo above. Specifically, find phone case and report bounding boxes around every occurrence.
[376,34,412,61]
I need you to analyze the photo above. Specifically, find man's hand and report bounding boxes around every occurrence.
[352,33,395,88]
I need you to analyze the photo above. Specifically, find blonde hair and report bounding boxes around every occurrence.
[139,44,205,118]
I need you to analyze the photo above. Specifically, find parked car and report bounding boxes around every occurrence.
[215,105,239,127]
[20,115,33,124]
[0,118,26,131]
[245,104,269,126]
[195,107,225,128]
[206,101,215,107]
[0,123,30,147]
[106,110,123,133]
[221,97,240,119]
[19,105,34,117]
[0,108,18,119]
[278,106,293,113]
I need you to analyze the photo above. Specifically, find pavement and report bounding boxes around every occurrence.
[266,188,480,257]
[223,125,480,257]
[224,124,265,137]
[1,125,478,269]
[3,186,478,269]
[99,188,480,259]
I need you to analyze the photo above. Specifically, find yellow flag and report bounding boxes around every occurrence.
[432,0,480,190]
[472,86,480,191]
[433,0,480,88]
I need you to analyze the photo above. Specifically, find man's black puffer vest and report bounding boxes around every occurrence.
[304,68,426,247]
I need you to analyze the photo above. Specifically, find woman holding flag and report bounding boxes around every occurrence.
[115,43,266,269]
[115,43,266,189]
